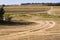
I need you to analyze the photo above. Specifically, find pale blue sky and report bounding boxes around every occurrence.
[0,0,60,5]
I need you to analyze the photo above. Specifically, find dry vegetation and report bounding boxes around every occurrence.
[0,5,60,40]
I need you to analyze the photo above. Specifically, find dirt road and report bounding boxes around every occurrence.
[0,20,56,40]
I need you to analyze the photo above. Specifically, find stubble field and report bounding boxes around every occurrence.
[0,5,60,40]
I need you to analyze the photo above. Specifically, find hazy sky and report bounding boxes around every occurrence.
[0,0,60,5]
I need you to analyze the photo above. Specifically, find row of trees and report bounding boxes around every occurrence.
[21,3,60,6]
[0,3,60,6]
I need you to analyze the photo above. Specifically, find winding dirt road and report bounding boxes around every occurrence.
[0,20,55,40]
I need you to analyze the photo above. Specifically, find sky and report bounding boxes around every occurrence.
[0,0,60,5]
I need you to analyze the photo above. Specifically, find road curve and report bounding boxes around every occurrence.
[0,20,55,40]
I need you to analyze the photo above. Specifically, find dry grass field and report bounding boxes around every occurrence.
[0,5,60,40]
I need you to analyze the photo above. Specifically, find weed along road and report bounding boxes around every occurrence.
[0,20,55,40]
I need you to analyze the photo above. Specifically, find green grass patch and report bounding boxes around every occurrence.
[4,12,60,20]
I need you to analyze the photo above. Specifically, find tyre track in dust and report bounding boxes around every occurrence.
[0,21,55,40]
[30,21,55,32]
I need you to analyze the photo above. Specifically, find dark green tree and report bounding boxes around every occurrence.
[0,5,5,22]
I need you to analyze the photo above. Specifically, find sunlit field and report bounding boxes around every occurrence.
[0,5,60,40]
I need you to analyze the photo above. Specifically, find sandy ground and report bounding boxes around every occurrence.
[0,20,56,40]
[0,6,59,40]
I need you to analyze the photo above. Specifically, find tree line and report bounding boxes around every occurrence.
[21,3,60,6]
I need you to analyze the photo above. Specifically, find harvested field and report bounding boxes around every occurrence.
[0,5,60,40]
[4,6,50,12]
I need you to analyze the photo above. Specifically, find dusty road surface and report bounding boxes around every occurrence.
[0,20,56,40]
